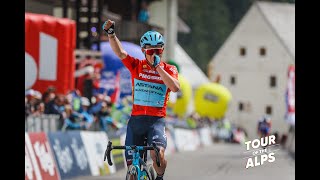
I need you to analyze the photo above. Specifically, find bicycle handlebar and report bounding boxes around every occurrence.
[104,141,161,167]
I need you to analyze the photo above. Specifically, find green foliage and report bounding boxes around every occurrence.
[177,0,294,74]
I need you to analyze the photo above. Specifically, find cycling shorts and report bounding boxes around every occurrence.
[124,115,167,165]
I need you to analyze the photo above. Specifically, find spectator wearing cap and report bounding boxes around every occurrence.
[25,89,38,116]
[88,93,105,115]
[33,91,45,115]
[78,97,94,129]
[97,96,114,132]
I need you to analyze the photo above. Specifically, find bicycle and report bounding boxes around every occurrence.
[104,139,161,180]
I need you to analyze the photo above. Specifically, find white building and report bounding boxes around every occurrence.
[208,1,295,139]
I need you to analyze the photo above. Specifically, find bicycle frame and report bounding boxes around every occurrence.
[104,141,161,180]
[128,146,148,179]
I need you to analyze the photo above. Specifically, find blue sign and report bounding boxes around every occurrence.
[47,131,91,179]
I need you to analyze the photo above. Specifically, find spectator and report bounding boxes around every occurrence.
[69,89,82,112]
[44,94,66,129]
[25,90,44,116]
[78,97,94,130]
[257,115,272,138]
[64,105,85,130]
[33,91,45,116]
[88,93,104,115]
[232,127,247,144]
[97,97,114,132]
[138,0,150,23]
[42,86,56,111]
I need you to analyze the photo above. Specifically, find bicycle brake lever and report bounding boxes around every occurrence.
[104,141,113,166]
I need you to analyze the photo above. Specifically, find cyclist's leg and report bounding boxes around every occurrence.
[125,116,149,179]
[147,117,167,179]
[125,123,146,165]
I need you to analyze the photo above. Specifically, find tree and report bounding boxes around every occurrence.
[177,0,294,74]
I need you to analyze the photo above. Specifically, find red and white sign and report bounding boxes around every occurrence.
[286,65,295,125]
[25,133,42,180]
[25,13,76,94]
[27,132,60,180]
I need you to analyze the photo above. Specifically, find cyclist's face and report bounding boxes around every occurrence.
[142,45,164,64]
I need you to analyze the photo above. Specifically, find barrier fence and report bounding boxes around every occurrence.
[25,125,215,180]
[25,120,294,180]
[25,114,61,133]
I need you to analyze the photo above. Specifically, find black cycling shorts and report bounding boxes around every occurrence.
[124,115,167,165]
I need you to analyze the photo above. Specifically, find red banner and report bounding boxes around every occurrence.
[25,13,76,94]
[285,65,295,125]
[27,132,60,180]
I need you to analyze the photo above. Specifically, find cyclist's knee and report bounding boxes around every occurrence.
[150,147,166,162]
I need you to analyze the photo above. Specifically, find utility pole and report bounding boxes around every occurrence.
[166,0,177,61]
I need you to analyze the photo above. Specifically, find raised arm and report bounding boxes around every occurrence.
[102,20,127,60]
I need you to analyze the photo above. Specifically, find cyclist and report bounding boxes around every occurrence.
[257,115,272,138]
[103,19,180,180]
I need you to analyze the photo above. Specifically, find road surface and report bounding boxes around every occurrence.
[70,143,295,180]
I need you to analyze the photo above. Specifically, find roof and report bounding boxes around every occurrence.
[256,1,295,58]
[174,44,210,88]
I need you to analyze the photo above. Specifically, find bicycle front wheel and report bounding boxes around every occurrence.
[146,164,156,180]
[126,165,138,180]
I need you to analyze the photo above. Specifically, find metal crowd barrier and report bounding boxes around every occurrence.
[25,114,61,133]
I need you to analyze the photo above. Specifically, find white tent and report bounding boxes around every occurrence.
[169,43,210,116]
[173,43,210,88]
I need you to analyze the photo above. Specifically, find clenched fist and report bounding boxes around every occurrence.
[102,20,115,35]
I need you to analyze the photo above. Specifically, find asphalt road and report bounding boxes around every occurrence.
[70,143,295,180]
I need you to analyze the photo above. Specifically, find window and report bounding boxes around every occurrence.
[230,76,236,85]
[260,47,266,56]
[239,102,244,111]
[240,47,246,56]
[270,76,277,87]
[245,102,252,112]
[266,106,272,115]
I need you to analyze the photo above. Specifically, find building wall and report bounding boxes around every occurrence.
[209,4,294,139]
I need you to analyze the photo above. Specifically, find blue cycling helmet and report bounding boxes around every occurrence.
[140,31,165,48]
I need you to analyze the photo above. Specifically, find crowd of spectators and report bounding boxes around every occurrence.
[25,86,132,134]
